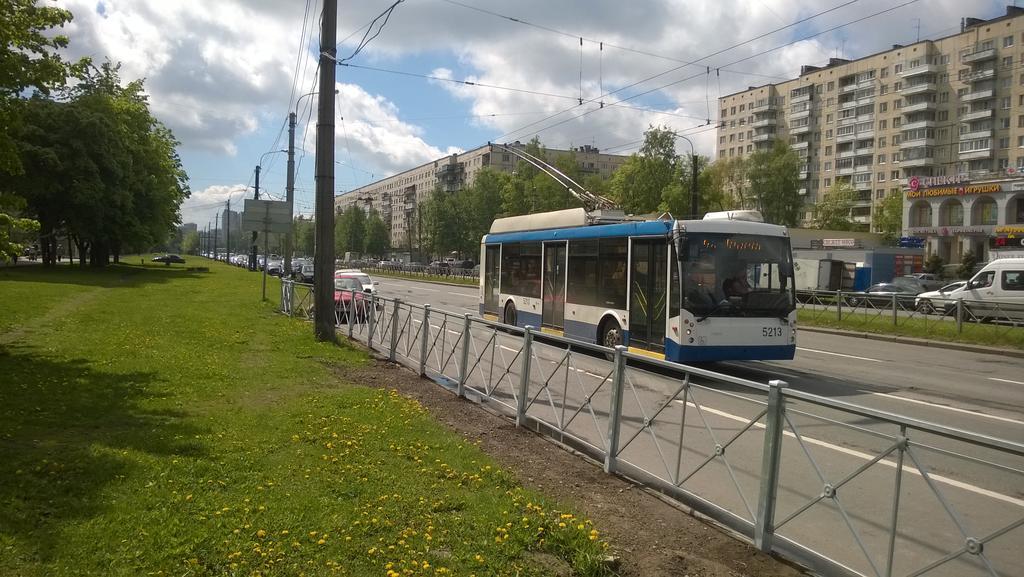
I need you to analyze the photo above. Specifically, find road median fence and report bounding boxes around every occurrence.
[796,289,1024,349]
[280,279,1024,577]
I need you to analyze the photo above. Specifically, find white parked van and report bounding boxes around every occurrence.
[958,258,1024,321]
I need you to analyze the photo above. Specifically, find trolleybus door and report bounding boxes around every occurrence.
[628,238,667,352]
[542,242,567,329]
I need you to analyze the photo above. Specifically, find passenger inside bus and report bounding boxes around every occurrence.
[723,267,752,298]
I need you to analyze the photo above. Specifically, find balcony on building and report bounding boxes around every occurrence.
[962,89,994,102]
[900,137,935,149]
[838,115,858,126]
[752,116,777,128]
[855,144,875,156]
[790,123,810,135]
[790,88,813,104]
[837,147,856,158]
[899,62,942,77]
[961,109,994,122]
[752,132,775,142]
[837,164,855,176]
[902,81,937,96]
[958,147,992,161]
[902,119,936,131]
[902,101,936,114]
[854,163,872,174]
[791,140,810,150]
[959,128,992,141]
[839,81,858,93]
[839,98,858,110]
[798,164,810,179]
[901,147,935,168]
[788,107,810,120]
[798,187,808,196]
[749,100,777,113]
[960,45,997,64]
[854,180,873,192]
[966,67,996,82]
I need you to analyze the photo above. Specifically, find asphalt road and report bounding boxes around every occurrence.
[372,275,1024,439]
[354,275,1024,576]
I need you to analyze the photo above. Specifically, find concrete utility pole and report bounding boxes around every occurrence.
[250,165,261,271]
[225,199,231,259]
[313,0,337,342]
[214,212,220,261]
[285,111,296,277]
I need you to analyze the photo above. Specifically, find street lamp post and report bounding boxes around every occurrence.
[672,133,700,219]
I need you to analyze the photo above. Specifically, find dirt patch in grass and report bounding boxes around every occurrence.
[333,360,805,577]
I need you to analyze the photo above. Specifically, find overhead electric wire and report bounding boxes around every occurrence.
[286,0,315,111]
[498,0,920,143]
[338,0,404,65]
[338,62,716,123]
[491,0,862,143]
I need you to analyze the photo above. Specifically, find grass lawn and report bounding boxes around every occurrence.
[0,259,611,576]
[798,308,1024,349]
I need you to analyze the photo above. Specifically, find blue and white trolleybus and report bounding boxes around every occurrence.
[478,207,796,363]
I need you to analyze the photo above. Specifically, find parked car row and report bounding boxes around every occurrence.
[840,259,1024,320]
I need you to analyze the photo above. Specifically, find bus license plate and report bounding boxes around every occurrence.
[762,327,783,338]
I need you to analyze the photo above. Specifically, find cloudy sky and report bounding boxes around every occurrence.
[54,0,1006,226]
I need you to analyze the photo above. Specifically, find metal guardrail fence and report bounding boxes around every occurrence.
[796,289,1024,342]
[359,263,478,280]
[280,280,1024,577]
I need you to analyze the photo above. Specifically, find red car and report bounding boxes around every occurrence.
[334,274,375,323]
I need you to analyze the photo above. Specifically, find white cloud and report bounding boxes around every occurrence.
[180,184,248,225]
[55,0,1007,172]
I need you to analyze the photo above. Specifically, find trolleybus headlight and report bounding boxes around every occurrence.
[686,329,692,335]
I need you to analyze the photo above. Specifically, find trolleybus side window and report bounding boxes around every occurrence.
[500,242,542,298]
[567,239,599,306]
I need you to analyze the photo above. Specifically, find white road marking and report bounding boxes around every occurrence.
[870,391,1024,426]
[989,377,1024,386]
[797,347,884,363]
[675,400,1024,508]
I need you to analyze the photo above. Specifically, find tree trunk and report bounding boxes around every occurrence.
[73,235,88,267]
[112,242,120,264]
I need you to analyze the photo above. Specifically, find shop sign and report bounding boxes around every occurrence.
[822,238,856,247]
[907,227,989,236]
[908,174,968,191]
[995,225,1024,234]
[905,183,1001,199]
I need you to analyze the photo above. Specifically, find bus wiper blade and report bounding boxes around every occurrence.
[696,300,730,322]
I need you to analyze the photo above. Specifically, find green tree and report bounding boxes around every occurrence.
[0,0,84,174]
[608,126,679,214]
[181,230,200,255]
[745,139,801,226]
[812,180,858,230]
[363,210,390,257]
[0,210,38,262]
[659,155,714,218]
[924,254,944,275]
[873,191,904,243]
[956,250,977,279]
[293,216,315,256]
[334,209,350,255]
[9,62,189,266]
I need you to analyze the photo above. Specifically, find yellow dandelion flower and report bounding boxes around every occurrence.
[256,529,267,538]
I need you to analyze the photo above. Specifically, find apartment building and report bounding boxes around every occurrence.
[335,142,627,248]
[716,6,1024,262]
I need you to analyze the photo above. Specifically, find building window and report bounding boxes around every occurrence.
[740,104,746,112]
[1003,77,1013,89]
[878,154,887,164]
[880,84,889,95]
[878,136,887,147]
[1018,135,1024,147]
[1019,115,1024,128]
[719,136,726,144]
[894,64,903,73]
[877,172,886,181]
[879,119,888,130]
[1002,97,1012,109]
[1000,137,1010,149]
[893,117,901,128]
[721,108,728,118]
[881,67,889,78]
[938,129,948,139]
[999,158,1010,170]
[825,145,833,155]
[938,110,948,121]
[747,144,753,152]
[824,161,832,171]
[731,106,736,114]
[824,178,832,187]
[1005,35,1015,48]
[1003,56,1013,68]
[826,129,833,139]
[826,113,833,124]
[939,202,963,226]
[880,102,888,112]
[729,134,735,142]
[827,81,835,91]
[893,81,902,91]
[891,170,900,180]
